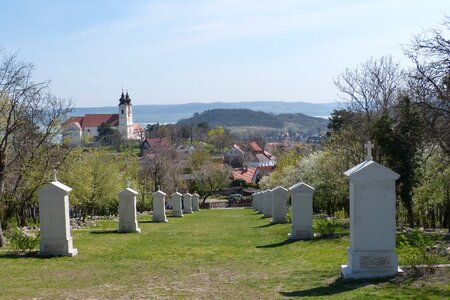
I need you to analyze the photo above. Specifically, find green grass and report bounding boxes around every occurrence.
[0,209,449,299]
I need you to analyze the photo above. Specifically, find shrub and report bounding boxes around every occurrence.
[398,229,442,273]
[10,228,40,254]
[314,217,336,237]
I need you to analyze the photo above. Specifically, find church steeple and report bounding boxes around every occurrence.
[119,90,126,105]
[125,90,131,104]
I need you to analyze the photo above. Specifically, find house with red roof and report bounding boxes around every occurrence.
[224,141,277,168]
[63,91,144,145]
[140,137,172,156]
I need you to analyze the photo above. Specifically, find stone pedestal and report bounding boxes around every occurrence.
[288,182,315,240]
[183,193,193,214]
[38,181,78,257]
[118,188,141,233]
[262,189,273,218]
[191,193,200,211]
[153,190,168,222]
[256,191,264,214]
[272,186,289,224]
[171,192,183,217]
[341,160,401,279]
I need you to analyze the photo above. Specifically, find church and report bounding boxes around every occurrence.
[63,91,144,144]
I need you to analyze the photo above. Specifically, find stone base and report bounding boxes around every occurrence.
[272,217,287,224]
[39,237,78,257]
[153,215,168,222]
[118,222,141,233]
[172,212,184,217]
[341,265,402,280]
[288,228,314,240]
[183,211,193,214]
[341,248,401,279]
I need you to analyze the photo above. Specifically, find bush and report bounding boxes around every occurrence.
[10,228,40,254]
[398,229,442,273]
[314,217,336,237]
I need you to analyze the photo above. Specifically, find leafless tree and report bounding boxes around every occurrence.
[404,16,450,157]
[0,50,71,246]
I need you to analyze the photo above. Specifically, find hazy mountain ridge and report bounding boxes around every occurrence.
[69,101,337,123]
[178,109,329,135]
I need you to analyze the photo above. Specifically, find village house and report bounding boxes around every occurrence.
[224,142,277,168]
[139,137,172,156]
[63,91,144,145]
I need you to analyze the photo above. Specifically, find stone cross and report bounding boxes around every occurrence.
[364,141,374,161]
[52,169,58,182]
[127,180,131,188]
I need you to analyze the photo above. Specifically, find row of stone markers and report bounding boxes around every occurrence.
[252,183,315,240]
[37,172,200,257]
[252,141,402,280]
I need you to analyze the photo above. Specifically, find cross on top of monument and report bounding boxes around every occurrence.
[365,141,374,161]
[52,169,58,182]
[127,180,130,188]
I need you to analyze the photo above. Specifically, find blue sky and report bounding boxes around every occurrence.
[1,0,449,107]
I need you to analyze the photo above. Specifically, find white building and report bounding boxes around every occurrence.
[63,91,144,144]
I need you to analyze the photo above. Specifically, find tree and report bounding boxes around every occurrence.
[59,148,125,222]
[207,126,231,154]
[191,164,231,203]
[405,16,450,156]
[0,51,71,246]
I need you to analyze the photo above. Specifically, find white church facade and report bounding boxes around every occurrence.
[63,91,144,144]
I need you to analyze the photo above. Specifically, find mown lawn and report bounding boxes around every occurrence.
[0,209,449,299]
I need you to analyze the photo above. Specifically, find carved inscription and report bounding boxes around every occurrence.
[360,256,391,268]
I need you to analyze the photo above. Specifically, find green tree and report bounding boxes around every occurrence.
[59,148,125,222]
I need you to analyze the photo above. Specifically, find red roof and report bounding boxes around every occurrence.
[64,114,119,129]
[248,142,263,153]
[82,114,119,127]
[143,138,171,151]
[232,167,258,184]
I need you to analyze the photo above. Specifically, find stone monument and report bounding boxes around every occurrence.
[271,186,289,224]
[288,182,315,240]
[341,141,401,279]
[256,191,264,214]
[118,187,141,233]
[37,170,78,257]
[182,192,193,214]
[152,190,168,222]
[191,192,200,211]
[171,192,183,217]
[262,189,274,218]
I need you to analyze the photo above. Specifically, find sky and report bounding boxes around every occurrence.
[0,0,449,107]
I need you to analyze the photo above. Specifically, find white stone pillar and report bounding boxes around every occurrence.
[183,192,193,214]
[118,188,141,233]
[152,190,168,222]
[38,180,78,257]
[272,186,289,224]
[171,192,183,217]
[341,160,401,279]
[263,189,273,218]
[253,192,261,211]
[191,192,200,211]
[256,191,266,214]
[288,182,315,240]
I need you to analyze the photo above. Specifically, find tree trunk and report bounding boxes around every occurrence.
[0,224,5,247]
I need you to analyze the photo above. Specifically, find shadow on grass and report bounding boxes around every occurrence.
[256,239,298,248]
[280,276,391,297]
[0,251,54,259]
[90,229,119,234]
[314,233,349,240]
[253,222,277,228]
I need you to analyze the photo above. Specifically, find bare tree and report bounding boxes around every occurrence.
[334,56,404,124]
[0,50,71,246]
[404,16,450,156]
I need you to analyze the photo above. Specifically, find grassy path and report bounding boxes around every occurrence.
[0,209,449,299]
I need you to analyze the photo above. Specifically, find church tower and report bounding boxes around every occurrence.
[118,91,134,139]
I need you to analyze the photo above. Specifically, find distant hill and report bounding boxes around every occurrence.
[178,109,328,134]
[68,101,337,124]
